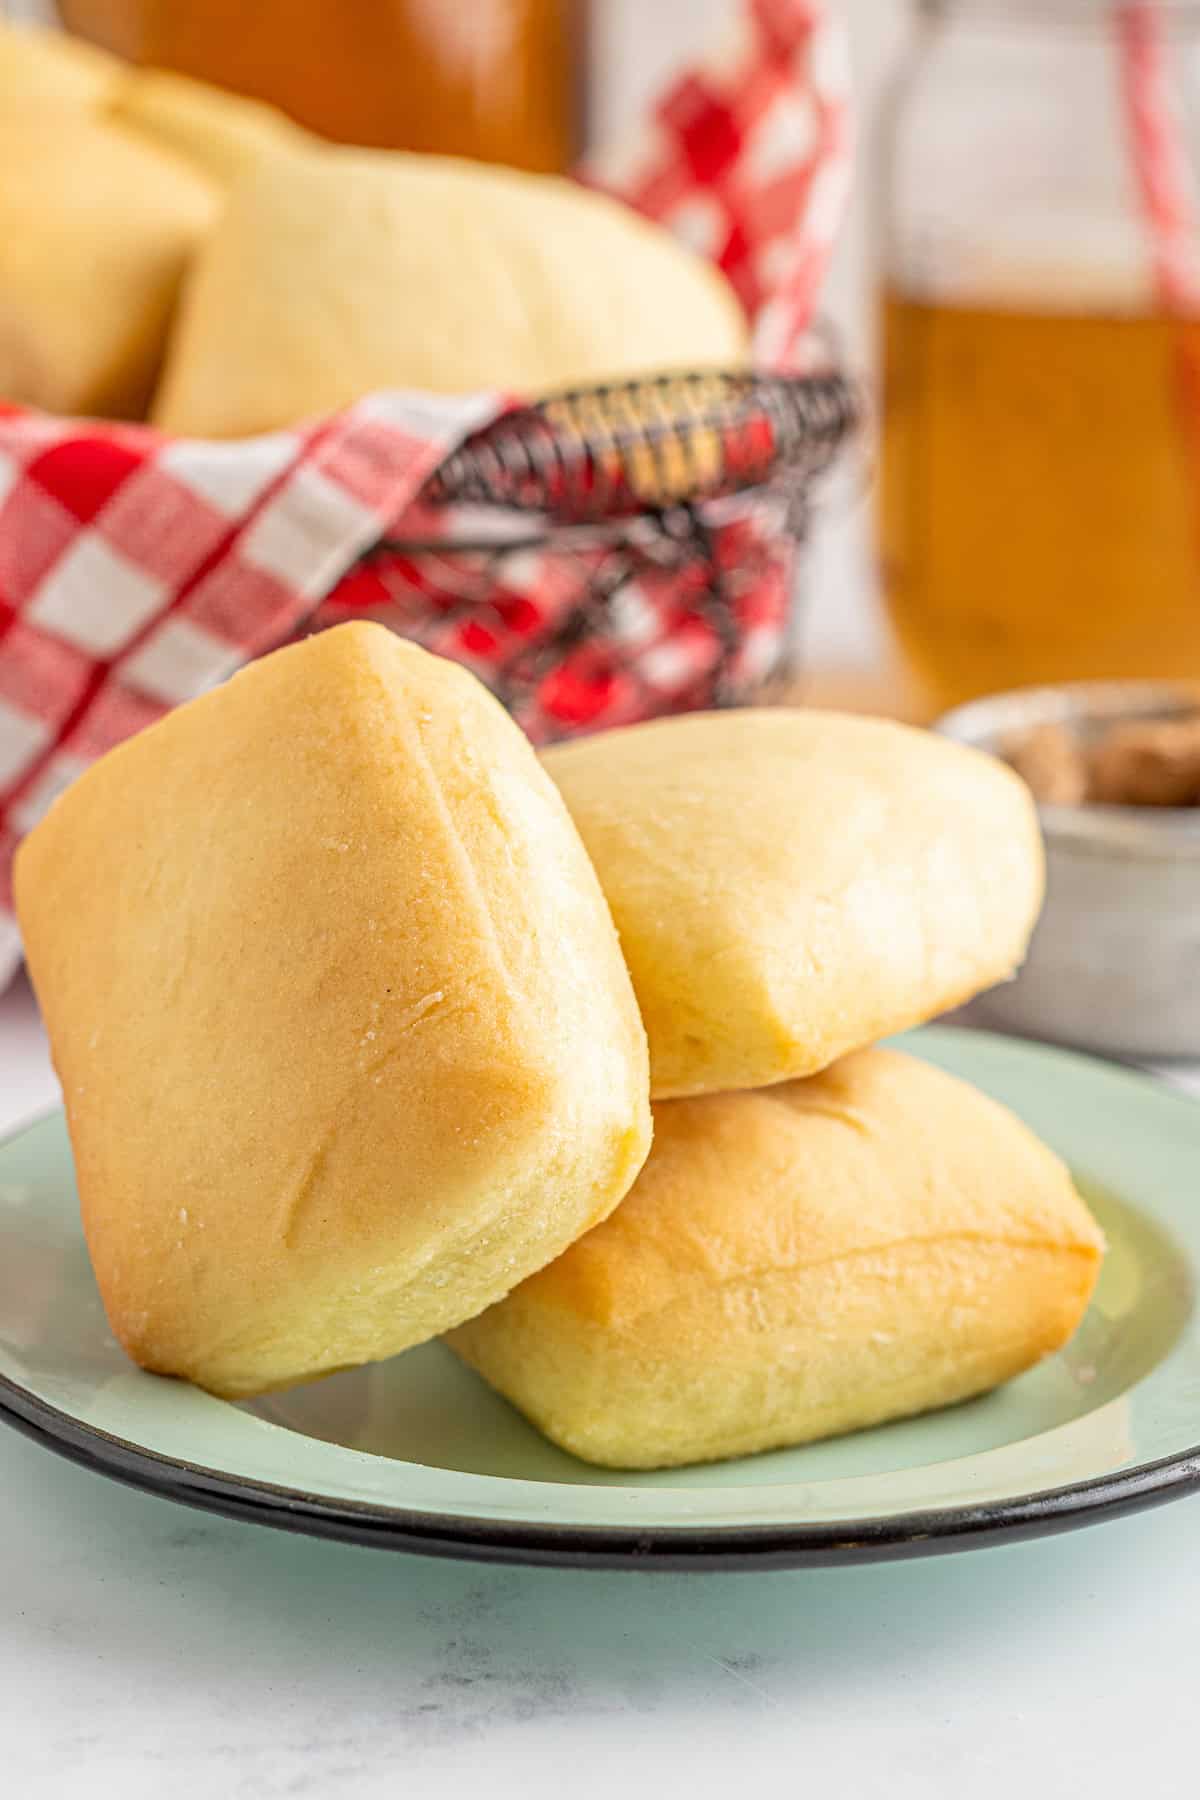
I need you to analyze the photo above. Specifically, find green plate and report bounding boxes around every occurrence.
[1,1027,1197,1569]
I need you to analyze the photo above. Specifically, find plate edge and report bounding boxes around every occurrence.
[3,1373,1200,1571]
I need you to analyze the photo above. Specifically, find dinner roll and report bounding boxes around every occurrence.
[0,20,121,110]
[0,111,218,417]
[153,144,748,436]
[448,1049,1105,1470]
[15,625,651,1399]
[109,68,309,187]
[543,711,1045,1099]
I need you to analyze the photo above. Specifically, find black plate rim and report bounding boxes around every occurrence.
[3,1370,1200,1571]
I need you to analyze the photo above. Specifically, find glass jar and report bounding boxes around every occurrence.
[878,0,1200,715]
[59,0,582,171]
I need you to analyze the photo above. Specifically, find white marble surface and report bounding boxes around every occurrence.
[0,976,1198,1798]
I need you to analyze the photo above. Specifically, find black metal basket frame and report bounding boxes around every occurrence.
[352,366,859,722]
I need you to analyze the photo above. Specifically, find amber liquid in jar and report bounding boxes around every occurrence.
[61,0,579,171]
[879,288,1200,715]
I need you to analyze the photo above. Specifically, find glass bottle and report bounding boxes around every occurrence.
[878,0,1200,714]
[59,0,582,172]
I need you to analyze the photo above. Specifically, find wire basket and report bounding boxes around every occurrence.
[317,367,858,742]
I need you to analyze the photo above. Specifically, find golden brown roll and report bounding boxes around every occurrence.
[109,68,309,187]
[0,111,218,417]
[448,1049,1105,1470]
[152,143,748,436]
[15,625,652,1399]
[0,20,121,110]
[542,711,1045,1099]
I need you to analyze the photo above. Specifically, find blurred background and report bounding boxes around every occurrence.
[2,0,900,682]
[592,0,908,684]
[5,0,1200,780]
[9,0,1199,715]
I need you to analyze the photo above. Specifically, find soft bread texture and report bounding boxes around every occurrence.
[0,21,121,109]
[543,711,1045,1099]
[0,111,218,417]
[15,625,651,1399]
[109,68,309,187]
[153,144,749,436]
[448,1049,1106,1470]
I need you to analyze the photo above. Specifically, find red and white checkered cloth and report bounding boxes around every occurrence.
[0,0,850,984]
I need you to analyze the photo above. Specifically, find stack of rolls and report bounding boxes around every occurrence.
[451,712,1105,1466]
[15,625,1104,1470]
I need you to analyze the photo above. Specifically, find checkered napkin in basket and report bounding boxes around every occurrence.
[0,0,850,985]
